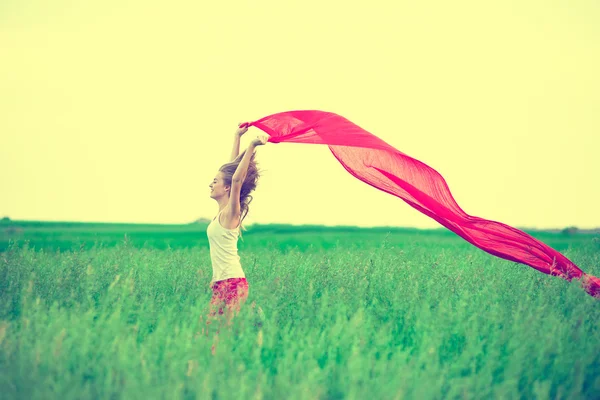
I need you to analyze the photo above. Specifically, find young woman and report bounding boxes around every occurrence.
[206,122,267,324]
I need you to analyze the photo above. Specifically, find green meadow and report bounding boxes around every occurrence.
[1,220,599,399]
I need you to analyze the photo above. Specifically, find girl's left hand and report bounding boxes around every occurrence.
[236,122,250,137]
[251,135,269,147]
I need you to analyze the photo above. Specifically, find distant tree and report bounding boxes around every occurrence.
[1,216,10,222]
[192,217,211,224]
[561,226,579,236]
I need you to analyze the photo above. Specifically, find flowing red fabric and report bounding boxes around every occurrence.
[244,110,600,299]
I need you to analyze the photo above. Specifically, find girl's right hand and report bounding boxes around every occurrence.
[236,122,249,137]
[250,135,269,147]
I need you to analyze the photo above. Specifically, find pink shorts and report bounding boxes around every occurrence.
[209,277,249,316]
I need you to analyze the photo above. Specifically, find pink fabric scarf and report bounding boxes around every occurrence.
[244,110,600,299]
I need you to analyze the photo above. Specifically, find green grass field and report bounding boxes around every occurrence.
[1,221,599,399]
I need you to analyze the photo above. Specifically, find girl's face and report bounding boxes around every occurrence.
[209,172,230,199]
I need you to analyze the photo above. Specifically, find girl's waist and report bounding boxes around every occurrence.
[211,276,248,288]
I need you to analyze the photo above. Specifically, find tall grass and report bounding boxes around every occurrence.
[1,234,599,399]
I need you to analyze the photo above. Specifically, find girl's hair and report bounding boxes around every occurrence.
[219,150,260,234]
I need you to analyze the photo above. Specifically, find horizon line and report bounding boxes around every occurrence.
[2,217,598,233]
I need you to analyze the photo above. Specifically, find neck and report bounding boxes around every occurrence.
[216,196,229,212]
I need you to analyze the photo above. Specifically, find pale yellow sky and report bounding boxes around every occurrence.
[2,0,599,229]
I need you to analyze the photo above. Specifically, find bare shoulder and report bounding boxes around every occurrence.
[219,206,241,230]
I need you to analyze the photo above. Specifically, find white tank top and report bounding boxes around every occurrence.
[206,210,245,283]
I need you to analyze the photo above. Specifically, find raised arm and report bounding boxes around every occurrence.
[230,123,249,162]
[228,136,268,213]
